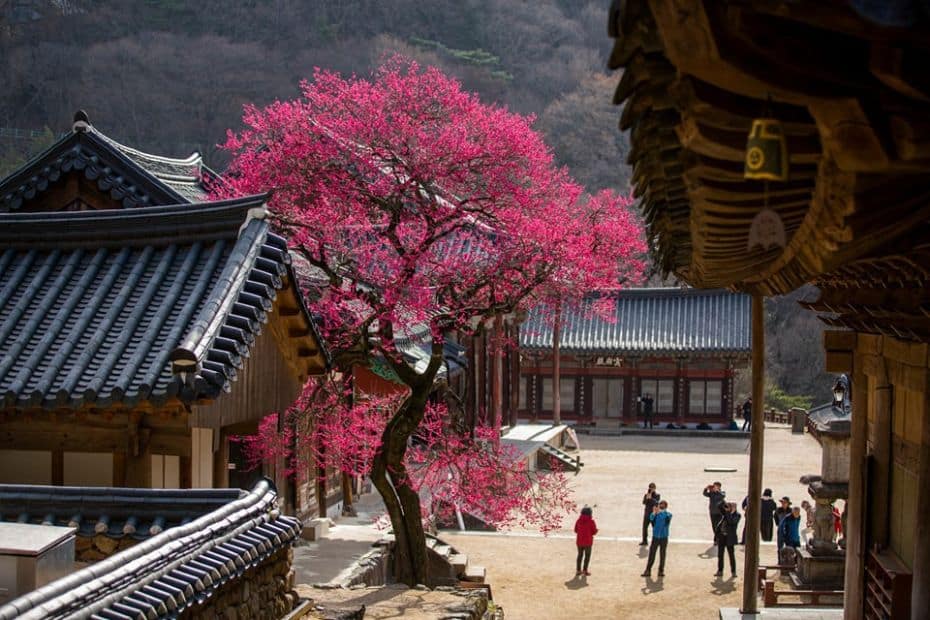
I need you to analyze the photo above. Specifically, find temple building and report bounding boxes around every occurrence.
[0,113,331,518]
[518,288,751,425]
[608,2,930,617]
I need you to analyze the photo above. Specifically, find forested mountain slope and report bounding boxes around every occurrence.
[0,0,829,404]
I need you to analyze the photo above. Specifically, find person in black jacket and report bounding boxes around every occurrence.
[774,496,792,550]
[715,502,741,577]
[741,397,753,431]
[760,489,778,542]
[642,393,654,429]
[640,483,660,545]
[739,488,778,544]
[703,482,726,541]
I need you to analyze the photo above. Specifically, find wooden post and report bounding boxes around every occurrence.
[492,315,504,431]
[552,301,561,426]
[476,328,487,426]
[741,293,765,614]
[844,368,868,620]
[509,321,521,427]
[466,333,477,431]
[871,383,893,548]
[911,384,930,618]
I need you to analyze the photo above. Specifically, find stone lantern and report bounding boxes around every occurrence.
[793,376,851,590]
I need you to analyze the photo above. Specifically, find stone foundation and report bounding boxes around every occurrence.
[181,547,299,620]
[74,534,139,562]
[793,547,845,590]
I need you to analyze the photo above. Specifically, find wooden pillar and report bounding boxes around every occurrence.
[509,327,521,427]
[625,363,638,425]
[492,315,504,431]
[844,368,869,620]
[741,294,765,614]
[51,450,64,486]
[911,384,930,618]
[465,333,477,431]
[676,359,686,426]
[870,382,893,548]
[476,328,487,426]
[552,302,561,426]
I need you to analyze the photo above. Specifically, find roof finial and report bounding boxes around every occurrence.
[72,109,91,133]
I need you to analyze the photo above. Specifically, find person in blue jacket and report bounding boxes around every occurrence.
[641,500,672,578]
[778,505,803,550]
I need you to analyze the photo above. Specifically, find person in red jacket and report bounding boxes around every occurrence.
[574,506,598,576]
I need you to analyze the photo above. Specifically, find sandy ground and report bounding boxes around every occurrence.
[441,425,824,620]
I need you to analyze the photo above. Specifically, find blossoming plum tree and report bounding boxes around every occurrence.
[222,58,644,586]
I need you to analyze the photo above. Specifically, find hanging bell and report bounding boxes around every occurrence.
[744,118,788,181]
[747,207,787,251]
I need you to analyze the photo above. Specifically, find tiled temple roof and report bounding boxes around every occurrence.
[0,118,217,212]
[0,479,301,620]
[520,288,751,357]
[0,197,326,409]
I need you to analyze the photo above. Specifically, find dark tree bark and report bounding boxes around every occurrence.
[370,384,432,585]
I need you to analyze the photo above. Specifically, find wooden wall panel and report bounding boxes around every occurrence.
[190,312,305,429]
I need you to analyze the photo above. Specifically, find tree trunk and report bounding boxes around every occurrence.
[370,387,432,586]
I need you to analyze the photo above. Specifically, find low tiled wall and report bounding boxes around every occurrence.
[182,547,299,620]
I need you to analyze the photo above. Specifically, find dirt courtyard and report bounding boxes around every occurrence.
[442,426,824,620]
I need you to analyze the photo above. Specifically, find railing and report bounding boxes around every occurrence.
[762,408,791,424]
[757,565,843,607]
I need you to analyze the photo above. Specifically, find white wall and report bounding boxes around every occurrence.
[191,427,214,488]
[151,454,181,488]
[0,450,52,484]
[62,452,113,486]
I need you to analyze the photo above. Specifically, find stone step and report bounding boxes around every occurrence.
[462,564,486,583]
[449,553,468,574]
[433,544,453,559]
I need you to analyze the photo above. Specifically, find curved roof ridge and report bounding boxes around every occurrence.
[0,195,269,248]
[91,126,202,166]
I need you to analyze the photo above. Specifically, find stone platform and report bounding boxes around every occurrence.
[720,608,843,619]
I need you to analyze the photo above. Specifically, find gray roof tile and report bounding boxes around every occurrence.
[520,288,751,356]
[0,197,316,408]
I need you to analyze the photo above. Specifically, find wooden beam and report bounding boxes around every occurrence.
[741,293,765,613]
[912,383,930,616]
[844,368,869,620]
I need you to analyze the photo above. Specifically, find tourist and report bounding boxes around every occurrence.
[574,506,598,576]
[760,489,777,542]
[774,496,792,550]
[741,397,752,431]
[832,504,843,542]
[778,505,802,550]
[714,502,740,577]
[703,481,727,541]
[642,393,654,429]
[641,500,672,578]
[640,482,661,546]
[801,500,816,530]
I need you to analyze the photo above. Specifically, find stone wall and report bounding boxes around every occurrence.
[74,534,138,562]
[181,547,299,620]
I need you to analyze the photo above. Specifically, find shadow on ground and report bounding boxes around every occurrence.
[564,575,588,590]
[697,545,716,559]
[710,576,738,595]
[640,575,664,595]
